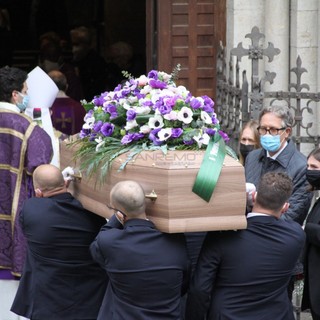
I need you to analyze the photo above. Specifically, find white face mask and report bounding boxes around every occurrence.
[16,92,30,111]
[260,130,285,153]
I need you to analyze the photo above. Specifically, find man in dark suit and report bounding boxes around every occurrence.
[11,164,107,320]
[245,105,312,299]
[90,180,189,320]
[186,172,305,320]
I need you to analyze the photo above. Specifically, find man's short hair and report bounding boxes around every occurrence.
[259,105,295,129]
[0,66,28,102]
[48,70,67,91]
[256,172,293,212]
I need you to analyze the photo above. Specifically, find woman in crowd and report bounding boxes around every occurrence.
[239,119,260,165]
[301,147,320,320]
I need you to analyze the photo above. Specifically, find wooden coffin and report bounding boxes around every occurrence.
[60,141,247,233]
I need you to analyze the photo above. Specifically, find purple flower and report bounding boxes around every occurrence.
[218,130,229,142]
[89,133,97,141]
[121,132,144,145]
[149,79,167,89]
[104,104,118,119]
[184,93,193,104]
[84,109,94,121]
[126,109,137,121]
[165,96,177,108]
[211,116,219,125]
[142,100,153,107]
[155,96,176,115]
[93,95,105,106]
[148,70,158,80]
[101,123,115,137]
[121,87,131,97]
[183,139,195,146]
[205,128,216,136]
[190,98,202,109]
[156,103,172,115]
[79,128,91,138]
[129,79,138,89]
[202,95,215,113]
[136,92,146,100]
[93,120,103,132]
[171,128,183,138]
[149,128,163,146]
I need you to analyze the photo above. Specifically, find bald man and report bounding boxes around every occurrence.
[90,180,189,320]
[11,164,107,320]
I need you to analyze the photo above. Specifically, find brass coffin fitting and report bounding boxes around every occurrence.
[71,169,82,181]
[145,190,157,202]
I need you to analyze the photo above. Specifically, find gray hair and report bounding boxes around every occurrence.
[259,105,295,128]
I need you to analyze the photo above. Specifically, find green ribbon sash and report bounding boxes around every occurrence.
[192,134,226,202]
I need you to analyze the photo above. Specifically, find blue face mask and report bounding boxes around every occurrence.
[260,134,281,152]
[16,92,30,111]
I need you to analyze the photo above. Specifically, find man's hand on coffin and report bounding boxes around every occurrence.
[62,166,75,188]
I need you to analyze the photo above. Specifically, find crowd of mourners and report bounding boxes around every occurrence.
[0,63,320,320]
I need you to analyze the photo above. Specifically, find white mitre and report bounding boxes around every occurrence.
[25,66,60,167]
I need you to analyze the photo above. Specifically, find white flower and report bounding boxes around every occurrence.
[150,90,163,104]
[135,105,151,115]
[121,101,132,110]
[137,75,149,86]
[140,85,152,95]
[177,107,193,124]
[148,115,164,129]
[124,120,138,130]
[94,136,105,152]
[127,95,138,104]
[193,133,210,148]
[139,125,151,134]
[158,128,172,141]
[160,89,175,97]
[164,110,178,121]
[201,111,212,124]
[172,85,189,97]
[158,71,171,82]
[83,116,95,129]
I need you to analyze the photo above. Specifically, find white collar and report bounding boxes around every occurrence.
[0,101,20,113]
[247,212,270,218]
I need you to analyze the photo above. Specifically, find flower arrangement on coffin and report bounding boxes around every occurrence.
[74,66,233,186]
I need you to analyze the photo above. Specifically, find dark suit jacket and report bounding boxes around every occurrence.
[302,198,320,317]
[11,193,108,320]
[90,215,189,320]
[186,215,305,320]
[245,140,312,225]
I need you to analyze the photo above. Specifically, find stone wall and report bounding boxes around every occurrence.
[226,0,320,155]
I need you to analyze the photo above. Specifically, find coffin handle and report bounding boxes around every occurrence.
[70,168,82,181]
[145,190,157,202]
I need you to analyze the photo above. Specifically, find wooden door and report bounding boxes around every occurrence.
[146,0,226,99]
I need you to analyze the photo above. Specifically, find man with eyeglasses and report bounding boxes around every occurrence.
[90,180,189,320]
[244,105,312,300]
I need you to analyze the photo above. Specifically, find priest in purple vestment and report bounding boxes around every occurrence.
[48,70,86,136]
[0,66,53,320]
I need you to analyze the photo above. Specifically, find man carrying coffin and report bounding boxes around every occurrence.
[186,172,305,320]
